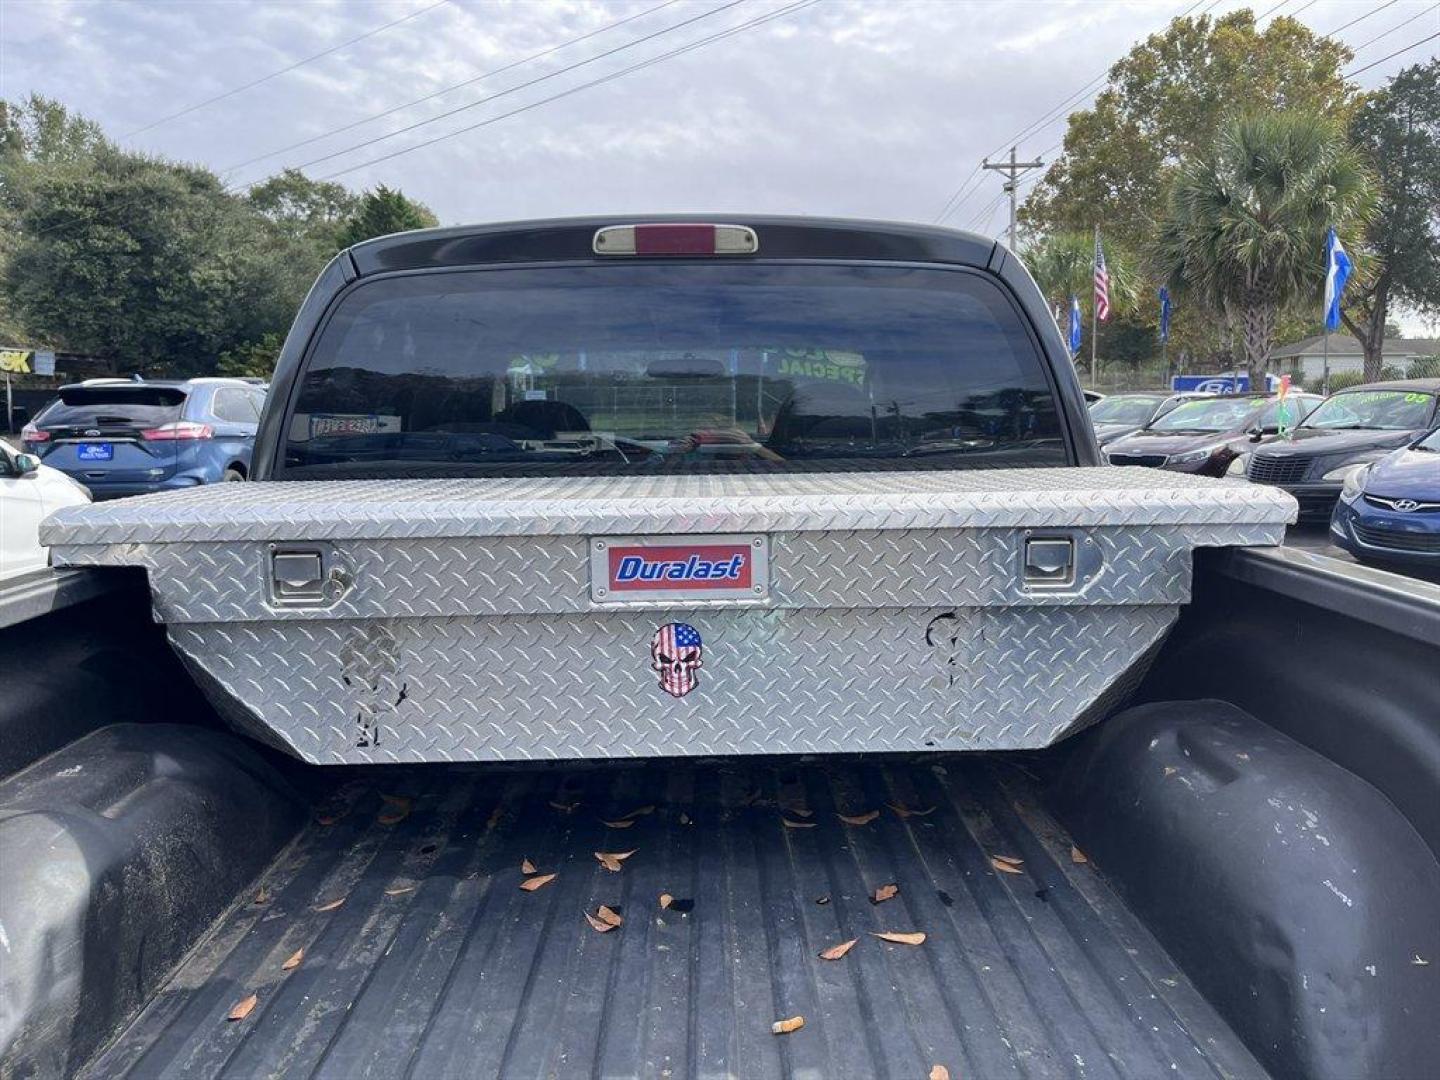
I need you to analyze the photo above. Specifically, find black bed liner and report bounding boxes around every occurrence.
[81,758,1264,1080]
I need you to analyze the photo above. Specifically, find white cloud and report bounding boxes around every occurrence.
[0,0,1430,240]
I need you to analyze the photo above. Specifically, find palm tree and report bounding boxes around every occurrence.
[1024,230,1140,321]
[1153,112,1374,385]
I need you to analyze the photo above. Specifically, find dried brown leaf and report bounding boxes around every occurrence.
[659,893,674,910]
[594,850,637,872]
[990,857,1024,876]
[873,883,899,903]
[549,799,578,813]
[314,897,345,912]
[930,1066,951,1080]
[992,854,1024,867]
[584,908,621,933]
[600,818,636,829]
[281,948,304,971]
[771,1016,805,1035]
[818,938,858,961]
[838,810,880,826]
[227,993,258,1021]
[521,858,537,874]
[1070,845,1088,864]
[253,885,270,906]
[781,817,816,829]
[620,805,655,819]
[596,904,623,927]
[377,805,410,826]
[871,930,927,946]
[520,873,557,892]
[786,807,814,818]
[385,884,418,896]
[887,803,936,819]
[379,793,412,810]
[316,814,340,826]
[1163,766,1178,777]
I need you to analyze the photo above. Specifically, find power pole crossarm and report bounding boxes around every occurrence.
[981,146,1043,249]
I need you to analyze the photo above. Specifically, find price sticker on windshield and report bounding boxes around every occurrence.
[590,535,769,604]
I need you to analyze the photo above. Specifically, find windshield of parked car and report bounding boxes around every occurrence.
[1301,390,1436,431]
[1089,395,1160,425]
[280,263,1066,478]
[1147,397,1256,433]
[35,387,187,429]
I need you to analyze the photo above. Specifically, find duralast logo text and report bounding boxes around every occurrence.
[608,544,752,592]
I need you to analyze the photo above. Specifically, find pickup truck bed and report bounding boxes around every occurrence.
[82,756,1258,1080]
[4,551,1439,1080]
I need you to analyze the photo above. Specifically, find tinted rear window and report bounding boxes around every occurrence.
[39,387,187,428]
[281,263,1065,478]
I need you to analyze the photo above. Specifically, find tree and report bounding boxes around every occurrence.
[1022,10,1353,254]
[0,97,439,374]
[1025,230,1141,316]
[216,332,284,379]
[337,184,437,247]
[1342,60,1440,382]
[1153,112,1375,385]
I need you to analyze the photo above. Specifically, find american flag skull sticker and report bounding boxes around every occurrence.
[651,623,703,698]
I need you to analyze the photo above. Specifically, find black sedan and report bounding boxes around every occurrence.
[1237,379,1440,519]
[1105,392,1321,477]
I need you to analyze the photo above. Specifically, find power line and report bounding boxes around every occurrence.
[1325,0,1399,37]
[244,0,749,185]
[1348,3,1438,55]
[314,0,821,182]
[124,0,450,138]
[219,0,685,178]
[1344,28,1440,78]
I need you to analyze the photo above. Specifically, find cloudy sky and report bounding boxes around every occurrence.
[2,0,1437,326]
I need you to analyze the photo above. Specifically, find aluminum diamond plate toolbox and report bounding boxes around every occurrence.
[44,468,1295,764]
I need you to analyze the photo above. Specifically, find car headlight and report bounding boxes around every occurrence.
[1168,447,1213,466]
[1323,461,1372,482]
[1226,453,1250,477]
[1338,464,1370,503]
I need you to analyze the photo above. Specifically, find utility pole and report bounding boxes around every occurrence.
[982,146,1043,249]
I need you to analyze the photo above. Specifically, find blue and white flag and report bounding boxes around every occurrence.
[1323,227,1353,332]
[1158,286,1172,344]
[1068,295,1083,355]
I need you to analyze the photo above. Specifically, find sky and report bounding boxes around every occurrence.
[2,0,1438,332]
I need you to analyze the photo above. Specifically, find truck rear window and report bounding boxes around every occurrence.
[281,263,1065,477]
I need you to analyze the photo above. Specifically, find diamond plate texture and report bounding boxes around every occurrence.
[56,524,1279,624]
[41,467,1295,763]
[42,467,1296,548]
[165,605,1176,764]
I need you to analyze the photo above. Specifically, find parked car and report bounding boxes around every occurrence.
[1104,392,1322,476]
[1087,391,1205,446]
[20,377,268,499]
[1329,424,1440,568]
[0,441,90,580]
[1237,379,1440,518]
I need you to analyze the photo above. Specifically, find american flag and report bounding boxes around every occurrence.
[1094,232,1111,322]
[654,622,702,697]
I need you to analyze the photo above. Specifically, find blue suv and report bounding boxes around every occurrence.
[22,378,267,499]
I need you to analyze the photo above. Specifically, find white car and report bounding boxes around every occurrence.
[1,442,91,581]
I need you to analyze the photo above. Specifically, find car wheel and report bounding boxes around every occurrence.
[222,468,246,482]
